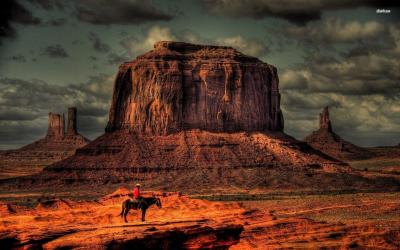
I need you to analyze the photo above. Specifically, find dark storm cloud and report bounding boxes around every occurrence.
[9,54,27,63]
[1,0,173,43]
[119,25,270,58]
[282,90,342,111]
[215,36,269,57]
[202,0,400,25]
[25,0,66,11]
[343,43,390,58]
[72,40,82,45]
[0,120,46,149]
[45,18,67,26]
[278,20,400,146]
[41,44,69,58]
[307,55,400,95]
[281,18,386,44]
[75,0,173,25]
[0,74,114,147]
[280,21,400,96]
[0,108,40,121]
[107,52,130,65]
[0,76,113,119]
[89,32,110,53]
[0,78,73,109]
[281,57,400,96]
[0,0,40,39]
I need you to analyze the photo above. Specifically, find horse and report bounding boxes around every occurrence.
[119,197,162,222]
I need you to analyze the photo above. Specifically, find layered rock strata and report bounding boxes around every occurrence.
[67,107,78,135]
[47,113,65,138]
[105,41,284,135]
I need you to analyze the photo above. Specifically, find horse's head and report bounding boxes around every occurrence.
[155,198,162,208]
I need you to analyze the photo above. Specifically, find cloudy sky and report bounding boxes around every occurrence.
[0,0,399,149]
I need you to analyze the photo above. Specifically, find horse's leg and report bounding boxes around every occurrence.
[141,208,147,222]
[123,206,130,223]
[119,203,125,218]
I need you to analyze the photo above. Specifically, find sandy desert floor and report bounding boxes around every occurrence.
[0,149,399,249]
[0,187,399,249]
[236,192,400,249]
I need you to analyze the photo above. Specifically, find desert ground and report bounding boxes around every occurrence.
[0,149,399,249]
[0,187,399,249]
[0,146,398,249]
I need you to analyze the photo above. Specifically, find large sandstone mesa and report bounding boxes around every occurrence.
[304,107,373,161]
[0,107,90,179]
[10,41,398,192]
[106,41,284,135]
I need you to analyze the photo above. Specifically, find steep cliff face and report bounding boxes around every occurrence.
[106,41,284,135]
[47,113,65,138]
[304,107,373,161]
[319,106,332,132]
[66,107,77,135]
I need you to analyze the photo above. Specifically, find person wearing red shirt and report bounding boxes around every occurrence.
[133,184,140,199]
[133,183,143,209]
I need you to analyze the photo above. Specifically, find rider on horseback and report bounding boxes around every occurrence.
[133,183,143,209]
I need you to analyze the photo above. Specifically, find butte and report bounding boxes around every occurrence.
[304,106,374,161]
[0,107,89,179]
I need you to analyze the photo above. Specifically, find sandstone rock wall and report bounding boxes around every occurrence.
[106,41,284,135]
[47,113,64,138]
[319,106,332,132]
[46,107,81,138]
[67,107,77,135]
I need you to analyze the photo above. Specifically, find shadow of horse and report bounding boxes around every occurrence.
[119,197,162,222]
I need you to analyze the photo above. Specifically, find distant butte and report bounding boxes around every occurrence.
[0,107,89,179]
[20,107,89,152]
[304,106,373,161]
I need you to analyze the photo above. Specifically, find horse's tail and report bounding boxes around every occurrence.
[118,200,126,217]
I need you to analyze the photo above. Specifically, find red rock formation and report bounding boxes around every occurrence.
[106,41,284,135]
[46,113,65,138]
[319,106,332,132]
[7,42,395,191]
[0,108,90,179]
[66,107,77,135]
[304,106,373,161]
[20,107,89,151]
[8,42,373,191]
